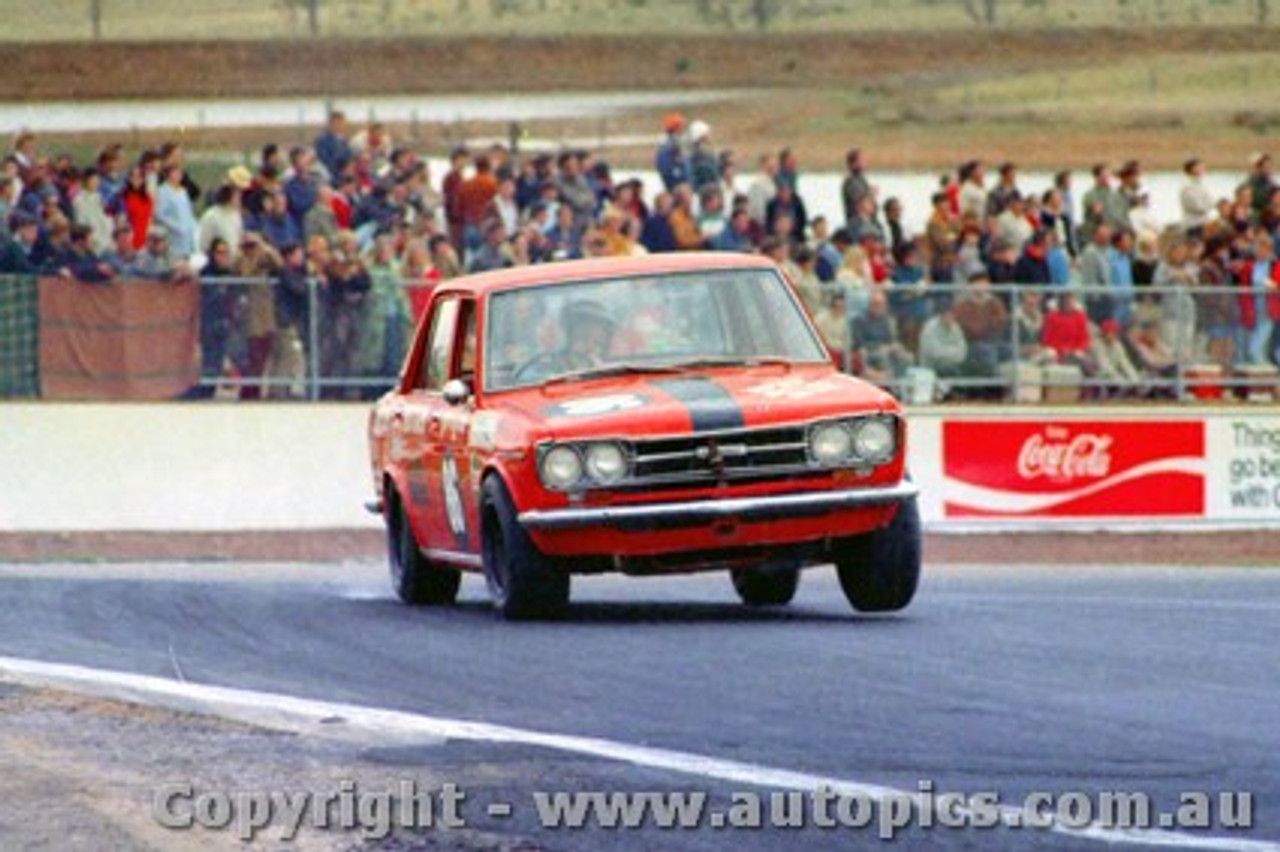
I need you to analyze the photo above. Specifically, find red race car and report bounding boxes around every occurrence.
[368,253,920,619]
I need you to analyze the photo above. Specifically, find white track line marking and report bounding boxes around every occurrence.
[0,655,1274,851]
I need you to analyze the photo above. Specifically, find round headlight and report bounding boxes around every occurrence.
[540,445,583,490]
[810,422,854,465]
[853,418,896,463]
[584,442,628,485]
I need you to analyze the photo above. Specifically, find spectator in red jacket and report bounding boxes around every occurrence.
[1041,291,1096,375]
[1236,232,1280,365]
[119,164,152,251]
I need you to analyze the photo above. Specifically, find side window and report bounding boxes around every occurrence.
[455,300,478,382]
[417,298,459,391]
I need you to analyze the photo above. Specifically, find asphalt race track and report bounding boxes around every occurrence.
[0,558,1277,850]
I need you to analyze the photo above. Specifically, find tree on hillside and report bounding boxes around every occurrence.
[960,0,997,25]
[692,0,789,30]
[89,0,103,39]
[749,0,785,30]
[279,0,322,35]
[1258,0,1270,26]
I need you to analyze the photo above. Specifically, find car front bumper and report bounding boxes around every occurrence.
[518,480,918,531]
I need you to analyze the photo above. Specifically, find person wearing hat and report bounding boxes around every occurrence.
[235,231,283,400]
[813,286,851,367]
[687,120,720,195]
[746,153,778,229]
[515,299,617,382]
[655,112,689,192]
[559,299,616,371]
[134,226,172,278]
[1091,316,1141,395]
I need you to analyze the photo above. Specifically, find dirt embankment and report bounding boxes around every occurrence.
[1,530,1275,566]
[0,28,1267,102]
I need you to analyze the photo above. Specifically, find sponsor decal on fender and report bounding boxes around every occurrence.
[544,393,648,419]
[943,420,1206,518]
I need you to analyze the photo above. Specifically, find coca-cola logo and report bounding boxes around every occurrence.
[1016,430,1113,482]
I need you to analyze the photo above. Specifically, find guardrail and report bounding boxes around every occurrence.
[2,273,1276,403]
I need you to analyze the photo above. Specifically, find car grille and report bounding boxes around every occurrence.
[628,425,812,487]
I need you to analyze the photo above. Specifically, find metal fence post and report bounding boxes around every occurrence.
[1010,282,1022,403]
[307,276,321,401]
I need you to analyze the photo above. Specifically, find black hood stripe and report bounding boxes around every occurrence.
[649,377,745,432]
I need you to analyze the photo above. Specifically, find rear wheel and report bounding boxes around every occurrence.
[833,497,922,613]
[386,489,461,606]
[731,566,800,606]
[480,476,570,620]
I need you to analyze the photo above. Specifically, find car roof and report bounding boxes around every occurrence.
[433,252,781,299]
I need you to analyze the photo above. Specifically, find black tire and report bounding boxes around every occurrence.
[833,497,922,613]
[480,476,570,620]
[386,489,462,606]
[731,566,800,607]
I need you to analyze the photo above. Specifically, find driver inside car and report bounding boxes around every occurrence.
[517,299,617,381]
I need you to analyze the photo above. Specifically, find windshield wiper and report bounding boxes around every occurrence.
[542,362,686,386]
[661,356,797,370]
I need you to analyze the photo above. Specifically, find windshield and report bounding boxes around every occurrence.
[483,268,828,391]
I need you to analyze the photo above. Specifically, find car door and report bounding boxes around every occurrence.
[434,298,479,557]
[399,295,459,552]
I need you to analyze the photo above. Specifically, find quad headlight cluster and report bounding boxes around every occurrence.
[808,417,898,467]
[538,441,631,491]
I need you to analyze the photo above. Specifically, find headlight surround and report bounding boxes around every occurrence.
[538,441,632,490]
[809,422,855,465]
[539,445,584,490]
[809,417,898,467]
[584,442,628,485]
[852,417,897,464]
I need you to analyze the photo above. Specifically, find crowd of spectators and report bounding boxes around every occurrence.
[1,111,1278,400]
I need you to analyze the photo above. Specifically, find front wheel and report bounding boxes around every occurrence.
[832,498,922,613]
[731,566,800,606]
[386,490,462,606]
[480,476,570,620]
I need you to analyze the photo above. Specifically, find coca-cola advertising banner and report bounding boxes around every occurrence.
[942,420,1206,518]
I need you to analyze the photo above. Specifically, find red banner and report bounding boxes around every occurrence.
[943,420,1206,518]
[38,276,199,401]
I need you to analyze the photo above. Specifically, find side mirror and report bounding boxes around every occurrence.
[442,378,471,406]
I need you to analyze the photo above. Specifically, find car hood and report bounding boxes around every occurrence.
[488,364,899,440]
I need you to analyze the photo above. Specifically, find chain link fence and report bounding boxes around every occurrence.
[5,273,1277,404]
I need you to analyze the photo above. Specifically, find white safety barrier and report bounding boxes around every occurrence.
[2,404,1278,532]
